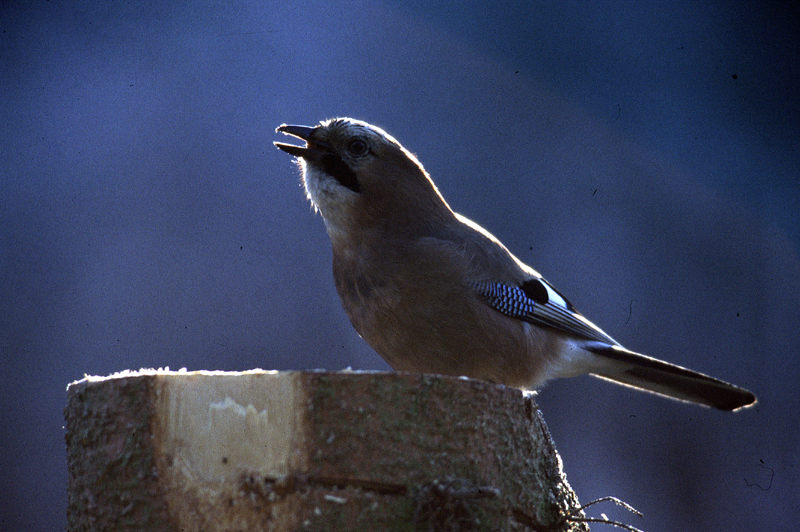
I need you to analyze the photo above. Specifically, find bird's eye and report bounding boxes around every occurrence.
[346,138,369,157]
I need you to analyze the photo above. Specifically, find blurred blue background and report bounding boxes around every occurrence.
[2,1,798,530]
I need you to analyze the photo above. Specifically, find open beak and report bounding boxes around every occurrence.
[273,122,361,193]
[274,124,318,157]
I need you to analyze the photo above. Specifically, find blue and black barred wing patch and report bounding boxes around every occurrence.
[473,281,536,317]
[472,278,617,344]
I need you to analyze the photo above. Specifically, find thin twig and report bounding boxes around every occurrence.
[568,516,645,532]
[564,495,644,531]
[575,496,643,517]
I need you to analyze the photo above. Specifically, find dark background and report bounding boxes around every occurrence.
[3,2,798,530]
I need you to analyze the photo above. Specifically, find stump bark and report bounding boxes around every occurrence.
[65,370,587,531]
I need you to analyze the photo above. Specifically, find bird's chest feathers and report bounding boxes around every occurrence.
[332,243,402,329]
[329,233,474,358]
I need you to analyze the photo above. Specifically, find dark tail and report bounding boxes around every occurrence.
[585,344,757,411]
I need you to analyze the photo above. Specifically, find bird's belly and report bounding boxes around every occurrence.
[335,271,556,389]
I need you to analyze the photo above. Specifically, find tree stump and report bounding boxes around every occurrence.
[65,370,587,531]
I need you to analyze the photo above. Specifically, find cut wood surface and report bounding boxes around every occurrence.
[65,370,587,531]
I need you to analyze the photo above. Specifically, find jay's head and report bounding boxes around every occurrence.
[275,118,452,239]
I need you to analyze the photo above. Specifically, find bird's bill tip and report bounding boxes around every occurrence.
[273,141,308,157]
[275,124,316,140]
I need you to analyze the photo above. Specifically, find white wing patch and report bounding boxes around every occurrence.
[541,280,569,310]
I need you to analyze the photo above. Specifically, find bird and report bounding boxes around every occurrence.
[274,117,756,411]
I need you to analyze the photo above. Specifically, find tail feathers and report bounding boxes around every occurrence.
[586,344,757,411]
